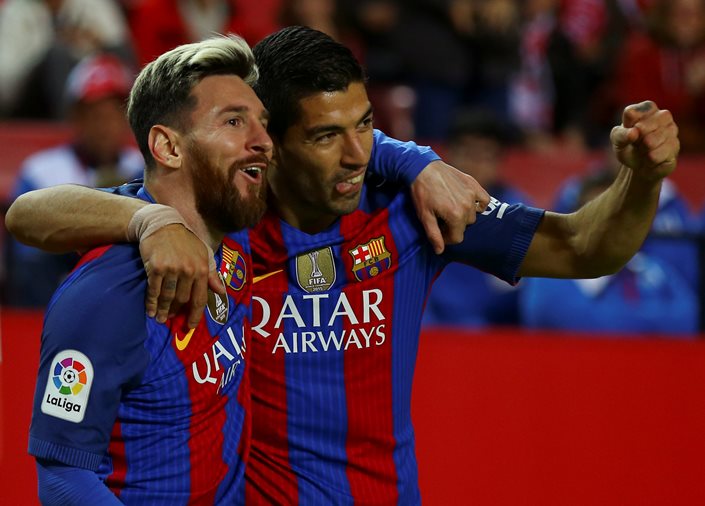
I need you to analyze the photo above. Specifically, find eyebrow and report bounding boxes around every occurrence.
[218,105,270,122]
[304,105,373,137]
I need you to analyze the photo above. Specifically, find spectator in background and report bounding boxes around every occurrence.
[547,0,632,148]
[423,109,530,327]
[344,0,522,143]
[520,170,699,335]
[510,0,634,152]
[388,0,477,142]
[0,0,134,119]
[4,54,144,307]
[341,0,417,139]
[466,0,521,127]
[280,0,364,62]
[509,0,559,150]
[128,0,281,67]
[606,0,705,152]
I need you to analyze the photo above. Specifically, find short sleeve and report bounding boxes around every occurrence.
[443,198,545,284]
[29,244,151,470]
[369,130,440,186]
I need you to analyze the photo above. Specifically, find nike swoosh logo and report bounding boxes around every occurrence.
[253,269,284,284]
[174,328,196,351]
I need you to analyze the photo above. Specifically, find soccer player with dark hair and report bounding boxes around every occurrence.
[8,26,679,505]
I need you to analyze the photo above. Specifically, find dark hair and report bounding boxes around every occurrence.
[127,34,258,168]
[253,25,366,139]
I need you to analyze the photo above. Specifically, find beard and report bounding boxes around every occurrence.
[188,141,268,233]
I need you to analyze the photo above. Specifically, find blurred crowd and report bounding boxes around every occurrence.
[1,0,704,335]
[3,0,705,150]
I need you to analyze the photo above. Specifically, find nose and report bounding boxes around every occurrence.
[341,131,369,168]
[248,120,273,155]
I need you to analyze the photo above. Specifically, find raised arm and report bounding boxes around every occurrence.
[5,185,220,327]
[518,101,679,278]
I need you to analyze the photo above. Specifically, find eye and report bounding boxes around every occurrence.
[359,116,374,130]
[227,117,243,127]
[315,132,337,143]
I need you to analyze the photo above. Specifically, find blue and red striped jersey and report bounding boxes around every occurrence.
[28,189,253,504]
[244,181,545,504]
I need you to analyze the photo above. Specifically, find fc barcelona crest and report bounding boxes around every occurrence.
[220,244,247,291]
[348,236,392,281]
[296,247,336,293]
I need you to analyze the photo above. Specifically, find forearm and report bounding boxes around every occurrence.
[520,166,663,279]
[568,165,661,275]
[5,185,146,253]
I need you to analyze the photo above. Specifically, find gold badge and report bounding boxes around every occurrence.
[296,247,336,293]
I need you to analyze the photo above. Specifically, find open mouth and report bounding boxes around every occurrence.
[344,173,364,185]
[240,165,264,184]
[335,171,365,195]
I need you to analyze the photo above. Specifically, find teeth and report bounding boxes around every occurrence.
[345,174,363,184]
[243,166,262,175]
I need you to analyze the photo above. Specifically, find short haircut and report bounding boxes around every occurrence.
[253,26,366,139]
[127,34,258,168]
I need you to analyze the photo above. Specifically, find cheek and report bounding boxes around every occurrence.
[304,165,333,195]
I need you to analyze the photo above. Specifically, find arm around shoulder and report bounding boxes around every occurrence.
[5,184,147,253]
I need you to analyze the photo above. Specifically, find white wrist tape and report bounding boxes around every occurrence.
[127,204,218,273]
[127,204,192,242]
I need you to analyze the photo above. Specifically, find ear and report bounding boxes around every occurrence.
[148,125,183,169]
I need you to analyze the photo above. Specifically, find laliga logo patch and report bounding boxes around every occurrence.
[207,274,229,324]
[349,236,392,281]
[220,244,247,291]
[41,350,94,423]
[296,247,336,293]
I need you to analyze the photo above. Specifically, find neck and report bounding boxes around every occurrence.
[268,182,337,235]
[144,171,222,251]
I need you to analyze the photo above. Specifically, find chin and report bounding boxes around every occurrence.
[333,199,360,218]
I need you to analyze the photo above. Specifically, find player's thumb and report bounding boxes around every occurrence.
[610,124,637,149]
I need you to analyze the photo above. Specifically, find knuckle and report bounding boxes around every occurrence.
[447,207,463,221]
[180,263,196,277]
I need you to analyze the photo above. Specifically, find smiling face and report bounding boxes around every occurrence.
[184,74,272,232]
[269,81,374,233]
